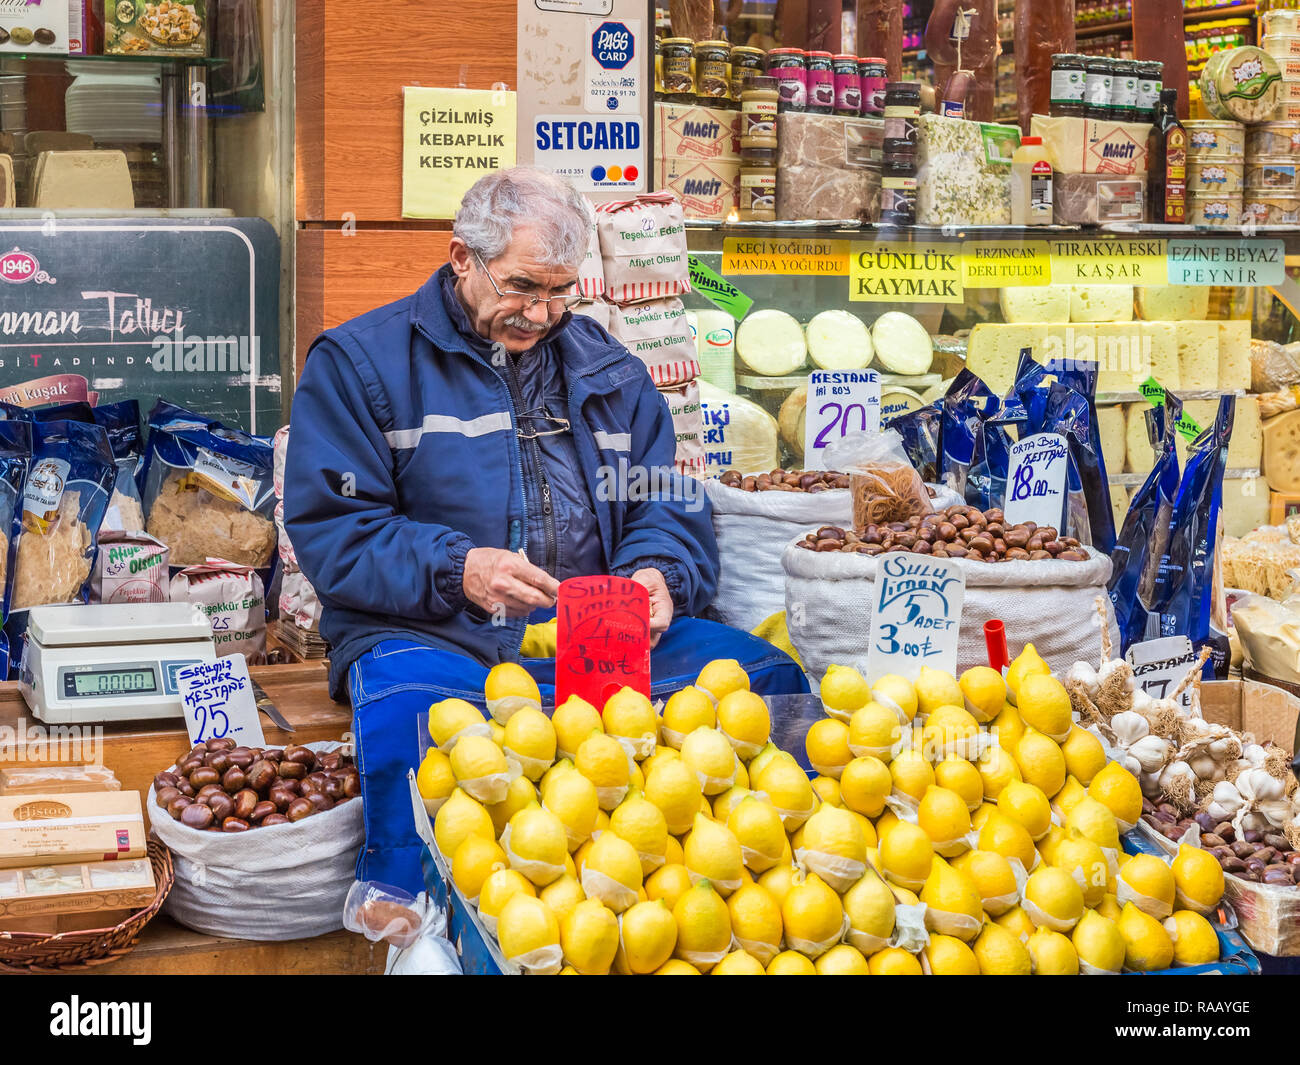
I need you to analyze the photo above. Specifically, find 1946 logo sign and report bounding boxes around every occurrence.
[0,248,55,285]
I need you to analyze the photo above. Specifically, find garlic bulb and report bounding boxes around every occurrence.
[1138,770,1162,798]
[1129,690,1154,715]
[1259,798,1292,829]
[1206,781,1243,822]
[1208,736,1239,761]
[1130,735,1172,774]
[1241,743,1268,769]
[1236,768,1285,803]
[1110,711,1149,747]
[1239,810,1270,834]
[1121,753,1143,778]
[1188,752,1221,781]
[1098,659,1134,687]
[1158,760,1196,792]
[1067,661,1099,697]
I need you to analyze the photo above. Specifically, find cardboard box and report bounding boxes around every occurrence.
[1054,173,1145,224]
[654,103,741,162]
[1201,677,1300,754]
[0,0,68,53]
[106,0,206,57]
[0,791,145,869]
[0,764,120,795]
[0,855,154,920]
[652,156,739,222]
[1031,115,1153,175]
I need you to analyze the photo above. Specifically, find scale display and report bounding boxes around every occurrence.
[61,663,161,699]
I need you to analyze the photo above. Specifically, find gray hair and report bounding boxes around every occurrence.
[454,167,592,269]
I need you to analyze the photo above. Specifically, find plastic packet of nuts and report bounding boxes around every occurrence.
[824,429,933,532]
[343,880,442,948]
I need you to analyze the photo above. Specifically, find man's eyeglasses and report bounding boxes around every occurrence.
[474,250,584,312]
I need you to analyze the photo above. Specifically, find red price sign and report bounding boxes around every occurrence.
[555,576,651,710]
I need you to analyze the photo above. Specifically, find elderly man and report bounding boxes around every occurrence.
[285,167,806,889]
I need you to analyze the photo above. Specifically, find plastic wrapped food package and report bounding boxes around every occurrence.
[146,475,276,568]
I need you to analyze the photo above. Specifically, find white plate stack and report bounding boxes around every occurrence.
[64,62,163,143]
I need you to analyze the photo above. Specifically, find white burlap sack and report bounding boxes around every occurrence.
[782,539,1118,683]
[707,480,963,633]
[149,742,364,940]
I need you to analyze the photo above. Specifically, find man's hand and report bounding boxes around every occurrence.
[630,568,673,647]
[463,548,560,618]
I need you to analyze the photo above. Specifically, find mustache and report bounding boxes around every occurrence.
[503,314,549,333]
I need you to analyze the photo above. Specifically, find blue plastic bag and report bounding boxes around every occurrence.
[886,402,941,484]
[0,421,31,676]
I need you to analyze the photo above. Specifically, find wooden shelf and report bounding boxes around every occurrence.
[1075,17,1133,38]
[1074,3,1254,38]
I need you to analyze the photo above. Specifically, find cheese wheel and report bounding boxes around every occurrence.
[698,379,779,474]
[778,385,808,458]
[881,386,924,425]
[870,312,934,375]
[806,310,874,371]
[736,309,807,376]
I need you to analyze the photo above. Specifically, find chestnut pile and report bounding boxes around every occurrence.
[718,469,849,493]
[794,505,1090,561]
[153,737,359,832]
[1142,798,1300,886]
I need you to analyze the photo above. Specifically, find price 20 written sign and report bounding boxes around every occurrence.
[178,654,266,747]
[803,370,881,465]
[556,576,651,709]
[865,555,965,683]
[1003,432,1069,530]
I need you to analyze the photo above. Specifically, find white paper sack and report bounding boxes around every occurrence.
[595,193,691,304]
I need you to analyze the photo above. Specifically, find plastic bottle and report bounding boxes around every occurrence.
[1011,136,1054,226]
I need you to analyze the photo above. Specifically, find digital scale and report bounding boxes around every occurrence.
[19,603,217,724]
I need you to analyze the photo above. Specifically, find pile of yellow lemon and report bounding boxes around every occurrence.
[415,646,1227,975]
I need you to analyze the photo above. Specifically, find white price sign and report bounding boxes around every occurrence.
[803,370,881,465]
[1003,431,1069,530]
[866,554,965,683]
[178,654,266,748]
[1126,635,1198,712]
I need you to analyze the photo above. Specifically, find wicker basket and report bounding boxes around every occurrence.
[0,841,175,974]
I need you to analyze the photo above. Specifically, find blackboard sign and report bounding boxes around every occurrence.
[0,218,281,434]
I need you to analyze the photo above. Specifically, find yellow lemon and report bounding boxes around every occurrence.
[644,757,704,836]
[1066,795,1120,854]
[1027,926,1079,974]
[758,863,797,907]
[1089,761,1144,829]
[934,756,984,812]
[843,869,896,954]
[1118,853,1176,919]
[433,788,494,860]
[816,943,870,974]
[484,663,542,725]
[645,862,693,909]
[918,785,973,857]
[811,775,842,807]
[728,795,788,873]
[920,704,982,762]
[478,868,535,935]
[502,707,557,781]
[992,704,1025,751]
[753,754,818,830]
[952,849,1020,916]
[559,898,620,975]
[661,686,716,749]
[610,790,669,875]
[871,673,919,724]
[766,950,817,975]
[798,804,867,891]
[1023,866,1085,931]
[710,948,765,975]
[995,904,1035,942]
[673,879,732,971]
[504,804,568,886]
[997,780,1052,841]
[487,774,537,838]
[921,856,984,941]
[416,749,455,813]
[654,959,701,975]
[490,721,506,747]
[683,812,745,894]
[1016,673,1073,742]
[976,744,1022,801]
[923,934,981,974]
[1164,909,1219,966]
[1014,728,1066,797]
[449,734,510,803]
[712,785,753,822]
[696,658,750,702]
[540,767,598,851]
[869,946,924,974]
[977,810,1038,871]
[848,702,904,761]
[1172,843,1225,914]
[1051,835,1110,907]
[840,756,892,818]
[497,894,561,973]
[747,741,783,780]
[664,833,685,866]
[973,919,1033,974]
[1073,908,1126,973]
[781,872,844,959]
[727,883,783,965]
[820,664,873,721]
[1060,726,1107,785]
[1097,892,1123,923]
[451,834,507,900]
[1005,643,1050,705]
[538,874,586,921]
[960,665,1008,723]
[889,748,936,805]
[805,717,852,779]
[618,898,678,973]
[576,731,631,811]
[680,727,739,796]
[878,820,934,891]
[427,697,488,750]
[915,666,963,716]
[581,831,643,913]
[1118,901,1175,971]
[716,690,771,758]
[1053,775,1089,816]
[553,695,603,760]
[603,687,659,759]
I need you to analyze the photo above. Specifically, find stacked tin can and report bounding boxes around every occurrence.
[1183,117,1244,227]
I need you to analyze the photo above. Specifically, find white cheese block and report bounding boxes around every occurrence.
[1176,322,1221,391]
[1141,322,1181,391]
[735,309,807,376]
[870,312,934,375]
[1136,285,1212,321]
[1098,406,1128,474]
[1070,285,1135,323]
[1125,402,1158,475]
[698,379,779,474]
[1112,485,1133,536]
[1178,397,1263,469]
[806,310,874,370]
[999,285,1071,324]
[966,323,1048,397]
[34,150,134,209]
[1218,320,1253,392]
[1095,323,1149,393]
[1219,476,1273,538]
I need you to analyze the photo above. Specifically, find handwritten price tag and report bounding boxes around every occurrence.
[1126,635,1197,712]
[865,554,965,683]
[556,576,651,709]
[178,654,265,747]
[803,370,881,466]
[1003,431,1069,530]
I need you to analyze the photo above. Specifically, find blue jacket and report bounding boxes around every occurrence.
[284,264,719,698]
